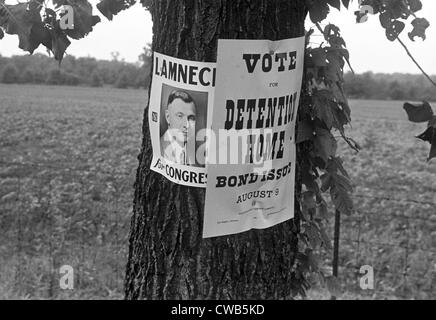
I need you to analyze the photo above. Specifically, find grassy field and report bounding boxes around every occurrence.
[0,84,145,299]
[318,99,436,299]
[0,84,435,299]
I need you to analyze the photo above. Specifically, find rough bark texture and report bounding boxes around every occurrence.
[125,0,307,299]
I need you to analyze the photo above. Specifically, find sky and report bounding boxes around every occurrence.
[0,0,435,74]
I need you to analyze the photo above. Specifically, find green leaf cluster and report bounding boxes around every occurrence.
[0,0,137,62]
[363,0,429,41]
[404,102,436,161]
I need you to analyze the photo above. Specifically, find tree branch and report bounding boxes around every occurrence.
[397,37,436,89]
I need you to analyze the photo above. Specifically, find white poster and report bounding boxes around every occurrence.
[203,37,305,238]
[149,52,216,187]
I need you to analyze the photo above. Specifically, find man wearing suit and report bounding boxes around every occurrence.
[160,90,197,165]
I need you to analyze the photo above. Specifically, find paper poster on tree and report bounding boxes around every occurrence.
[203,37,305,238]
[148,52,215,187]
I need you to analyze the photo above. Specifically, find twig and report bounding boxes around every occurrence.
[397,37,436,88]
[332,209,341,278]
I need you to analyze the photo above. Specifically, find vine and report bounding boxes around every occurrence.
[298,0,432,296]
[0,0,432,297]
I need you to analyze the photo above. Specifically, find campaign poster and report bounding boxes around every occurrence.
[203,37,305,238]
[149,52,216,187]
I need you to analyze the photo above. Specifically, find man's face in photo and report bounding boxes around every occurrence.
[165,97,196,144]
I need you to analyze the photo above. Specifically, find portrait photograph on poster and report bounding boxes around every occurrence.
[159,84,208,168]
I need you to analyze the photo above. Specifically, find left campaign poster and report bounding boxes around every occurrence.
[149,52,216,187]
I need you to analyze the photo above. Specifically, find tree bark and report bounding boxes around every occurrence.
[125,0,307,300]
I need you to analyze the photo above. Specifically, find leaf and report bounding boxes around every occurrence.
[97,0,136,21]
[385,20,405,41]
[54,0,100,40]
[306,0,330,23]
[319,223,333,250]
[332,172,353,194]
[301,191,316,216]
[306,249,320,272]
[327,157,349,178]
[323,158,353,215]
[320,173,332,192]
[326,0,341,11]
[316,199,331,220]
[0,3,42,53]
[302,191,316,210]
[304,222,322,248]
[140,0,152,9]
[302,168,319,192]
[416,121,436,161]
[342,135,361,152]
[328,35,346,49]
[50,28,71,62]
[325,48,347,83]
[403,101,434,123]
[29,22,52,51]
[313,127,337,163]
[341,0,350,9]
[408,18,430,41]
[379,12,392,29]
[330,182,353,215]
[386,0,409,20]
[313,89,349,131]
[313,90,335,129]
[330,81,349,111]
[408,0,422,12]
[324,23,341,40]
[310,48,328,67]
[295,252,310,273]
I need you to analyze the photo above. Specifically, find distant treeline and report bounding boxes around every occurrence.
[344,72,436,101]
[0,49,152,89]
[0,51,435,100]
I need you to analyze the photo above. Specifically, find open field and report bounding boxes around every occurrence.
[0,84,145,299]
[321,99,436,299]
[0,84,435,299]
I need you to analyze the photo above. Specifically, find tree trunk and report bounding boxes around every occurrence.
[125,0,307,300]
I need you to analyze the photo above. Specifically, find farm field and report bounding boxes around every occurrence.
[315,99,436,299]
[0,84,435,299]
